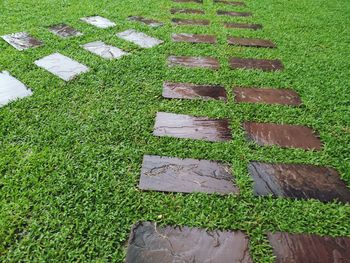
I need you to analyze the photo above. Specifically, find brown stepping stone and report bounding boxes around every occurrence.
[228,37,276,48]
[230,57,284,71]
[170,8,205,14]
[127,16,163,27]
[168,56,219,69]
[214,0,246,6]
[172,33,217,44]
[225,22,262,30]
[234,87,301,106]
[268,232,350,262]
[139,155,239,194]
[154,112,232,142]
[1,32,43,51]
[126,222,253,263]
[172,18,210,26]
[243,122,322,150]
[48,24,82,38]
[249,162,350,203]
[217,10,252,17]
[172,0,203,3]
[163,82,227,101]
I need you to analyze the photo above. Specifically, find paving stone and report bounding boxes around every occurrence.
[0,71,32,107]
[230,57,284,71]
[126,222,253,263]
[34,53,89,81]
[217,10,252,17]
[80,16,116,28]
[172,18,210,26]
[172,0,203,3]
[163,82,227,101]
[153,112,232,142]
[139,155,239,194]
[127,16,163,27]
[172,33,217,44]
[116,29,163,48]
[214,0,246,6]
[82,41,128,59]
[268,232,350,262]
[243,122,322,150]
[170,8,205,14]
[234,87,301,106]
[228,37,276,48]
[1,32,43,51]
[168,56,220,69]
[224,22,262,30]
[48,24,82,38]
[249,162,350,203]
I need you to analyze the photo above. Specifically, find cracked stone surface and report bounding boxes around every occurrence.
[168,56,219,69]
[224,22,262,30]
[249,162,350,203]
[230,57,284,71]
[217,10,252,17]
[125,222,253,263]
[172,33,217,44]
[153,112,232,142]
[228,37,276,48]
[128,16,163,27]
[243,122,322,150]
[214,0,246,6]
[172,0,203,3]
[172,18,210,26]
[116,29,163,48]
[48,24,82,38]
[0,71,32,107]
[82,41,128,59]
[268,232,350,263]
[80,16,116,28]
[34,53,89,81]
[170,8,205,14]
[1,32,43,50]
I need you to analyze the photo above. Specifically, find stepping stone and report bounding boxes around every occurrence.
[172,18,210,26]
[1,32,43,51]
[153,112,232,142]
[163,82,227,101]
[217,10,252,17]
[214,0,246,6]
[34,53,89,81]
[170,8,205,14]
[268,232,350,262]
[81,41,128,59]
[168,56,220,69]
[230,57,284,71]
[80,16,116,28]
[48,24,82,38]
[234,87,301,106]
[127,16,163,27]
[116,29,163,48]
[126,222,253,263]
[172,0,203,3]
[228,37,276,48]
[248,162,350,203]
[0,71,32,107]
[224,22,262,30]
[243,122,322,150]
[139,155,239,194]
[172,33,217,44]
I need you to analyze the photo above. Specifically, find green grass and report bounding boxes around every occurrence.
[1,0,350,261]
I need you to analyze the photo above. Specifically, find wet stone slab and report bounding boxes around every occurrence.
[154,112,232,142]
[126,222,253,263]
[1,32,43,51]
[249,162,350,203]
[224,22,262,30]
[230,57,284,71]
[80,16,116,28]
[34,53,89,81]
[243,122,322,150]
[268,232,350,263]
[214,0,246,6]
[172,33,217,44]
[48,24,82,38]
[127,16,163,27]
[172,18,210,26]
[217,10,252,17]
[139,155,239,194]
[168,56,219,69]
[228,37,276,48]
[116,29,163,48]
[0,71,32,107]
[82,41,128,59]
[172,0,203,3]
[170,8,205,14]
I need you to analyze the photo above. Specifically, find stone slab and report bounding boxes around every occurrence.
[228,37,276,48]
[127,16,163,27]
[168,56,220,69]
[217,10,252,17]
[81,41,128,59]
[116,29,163,48]
[48,24,82,38]
[172,18,210,26]
[170,8,205,14]
[224,22,262,30]
[1,32,43,51]
[172,0,203,3]
[230,57,284,71]
[80,16,116,28]
[172,33,217,44]
[214,0,246,6]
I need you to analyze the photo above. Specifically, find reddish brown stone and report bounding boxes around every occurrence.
[172,33,217,44]
[224,22,262,30]
[217,10,252,17]
[243,122,322,150]
[230,57,284,71]
[154,112,232,142]
[170,8,205,14]
[168,56,220,69]
[172,18,210,26]
[214,0,246,6]
[248,162,350,203]
[228,37,276,48]
[126,222,253,263]
[268,232,350,263]
[127,16,163,27]
[173,0,202,3]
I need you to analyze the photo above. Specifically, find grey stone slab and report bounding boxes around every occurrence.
[34,53,89,81]
[80,16,116,28]
[48,24,83,38]
[1,32,43,51]
[127,16,164,27]
[81,41,128,59]
[116,29,163,48]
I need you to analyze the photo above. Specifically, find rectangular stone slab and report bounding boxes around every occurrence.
[127,16,163,27]
[1,32,43,51]
[217,10,252,17]
[228,37,276,48]
[249,162,350,203]
[172,33,217,44]
[230,57,284,71]
[126,222,253,263]
[214,0,246,6]
[234,87,302,105]
[172,0,203,2]
[170,8,205,14]
[80,16,116,28]
[243,122,322,150]
[172,18,210,26]
[82,41,128,59]
[268,232,350,263]
[116,29,163,48]
[154,112,232,142]
[139,155,239,194]
[168,56,220,69]
[48,24,82,38]
[224,22,262,30]
[163,82,227,101]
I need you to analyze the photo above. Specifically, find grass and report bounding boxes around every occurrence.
[0,0,350,261]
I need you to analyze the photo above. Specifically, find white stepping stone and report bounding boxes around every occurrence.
[34,53,89,81]
[1,32,43,51]
[116,29,163,48]
[0,71,32,107]
[82,41,128,59]
[80,16,116,29]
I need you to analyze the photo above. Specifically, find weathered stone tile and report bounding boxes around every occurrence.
[1,32,43,51]
[230,57,284,71]
[214,0,246,6]
[172,33,217,44]
[153,112,232,142]
[172,0,203,3]
[268,232,350,262]
[127,16,163,27]
[0,71,32,107]
[126,222,253,263]
[243,122,322,150]
[224,22,262,30]
[34,53,89,81]
[139,155,238,194]
[172,18,210,26]
[249,162,350,203]
[170,8,205,14]
[163,82,227,101]
[217,10,252,17]
[234,87,301,105]
[116,29,163,48]
[48,24,82,38]
[228,37,276,48]
[168,56,220,69]
[80,16,116,28]
[81,41,128,59]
